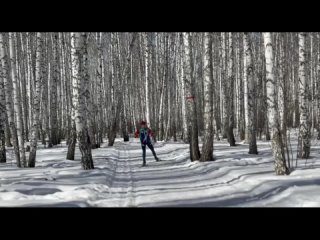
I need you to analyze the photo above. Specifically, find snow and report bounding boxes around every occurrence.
[1,131,320,207]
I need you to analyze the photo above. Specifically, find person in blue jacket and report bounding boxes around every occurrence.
[135,120,160,166]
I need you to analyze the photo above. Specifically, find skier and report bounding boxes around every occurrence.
[135,120,160,166]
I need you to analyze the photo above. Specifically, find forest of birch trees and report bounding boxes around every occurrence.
[0,32,318,175]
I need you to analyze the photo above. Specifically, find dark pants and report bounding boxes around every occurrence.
[142,142,158,165]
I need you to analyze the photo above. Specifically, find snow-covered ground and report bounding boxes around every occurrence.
[1,129,320,207]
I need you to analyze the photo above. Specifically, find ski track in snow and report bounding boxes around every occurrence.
[1,133,320,207]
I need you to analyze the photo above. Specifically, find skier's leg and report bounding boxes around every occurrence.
[142,144,146,166]
[147,143,159,161]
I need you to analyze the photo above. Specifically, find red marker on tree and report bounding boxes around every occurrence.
[186,96,195,100]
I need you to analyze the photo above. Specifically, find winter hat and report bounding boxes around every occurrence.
[140,120,146,125]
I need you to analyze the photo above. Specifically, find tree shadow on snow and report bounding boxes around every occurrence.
[150,177,320,207]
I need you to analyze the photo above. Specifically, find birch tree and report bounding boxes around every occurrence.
[71,32,94,170]
[317,33,320,140]
[9,32,26,167]
[221,33,228,138]
[277,34,285,131]
[145,33,151,128]
[179,34,188,142]
[244,32,258,154]
[200,32,214,161]
[83,33,96,149]
[51,33,59,145]
[0,33,20,166]
[96,32,104,146]
[227,32,236,146]
[297,32,310,159]
[263,32,289,175]
[17,33,29,143]
[28,32,42,167]
[41,33,52,148]
[183,32,200,161]
[0,56,5,163]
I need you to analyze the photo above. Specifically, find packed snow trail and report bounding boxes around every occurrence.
[1,133,320,207]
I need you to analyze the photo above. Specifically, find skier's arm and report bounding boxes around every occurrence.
[149,128,155,140]
[134,130,139,138]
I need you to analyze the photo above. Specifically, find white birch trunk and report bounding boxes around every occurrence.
[0,33,20,166]
[0,51,5,162]
[263,32,288,175]
[28,32,42,167]
[243,35,249,143]
[51,33,59,145]
[9,32,26,167]
[71,32,94,169]
[297,32,310,158]
[180,34,188,142]
[278,34,285,131]
[221,33,228,138]
[145,33,151,127]
[310,34,314,130]
[317,33,320,139]
[200,32,214,161]
[227,32,236,146]
[244,32,257,154]
[183,32,200,161]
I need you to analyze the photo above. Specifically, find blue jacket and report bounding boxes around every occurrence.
[135,127,153,145]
